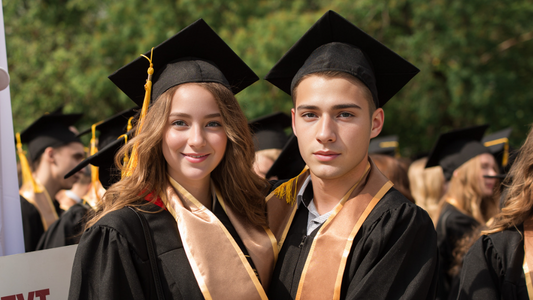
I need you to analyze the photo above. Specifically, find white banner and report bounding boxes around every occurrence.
[0,0,25,256]
[0,245,77,300]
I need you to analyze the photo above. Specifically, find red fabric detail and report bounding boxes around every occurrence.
[144,192,166,210]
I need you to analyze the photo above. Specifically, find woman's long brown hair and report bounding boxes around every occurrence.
[484,125,533,234]
[86,82,269,228]
[437,155,500,225]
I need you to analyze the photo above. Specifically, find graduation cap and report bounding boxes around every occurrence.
[18,113,83,162]
[425,125,490,181]
[369,135,399,157]
[109,18,259,107]
[77,108,138,149]
[481,127,512,172]
[264,10,419,108]
[65,134,129,189]
[109,18,258,177]
[249,112,292,151]
[265,134,306,180]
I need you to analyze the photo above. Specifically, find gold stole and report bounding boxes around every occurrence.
[523,218,533,299]
[82,180,106,209]
[266,159,393,300]
[161,176,276,300]
[19,180,58,230]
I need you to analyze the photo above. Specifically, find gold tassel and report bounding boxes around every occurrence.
[274,166,308,206]
[484,137,509,167]
[16,133,42,193]
[119,116,135,178]
[90,122,101,201]
[123,48,154,177]
[503,140,509,167]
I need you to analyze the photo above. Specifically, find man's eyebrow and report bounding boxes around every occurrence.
[332,103,362,110]
[296,105,320,111]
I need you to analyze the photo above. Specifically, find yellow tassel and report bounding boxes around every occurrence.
[274,166,308,206]
[90,123,101,201]
[16,133,42,193]
[123,48,154,177]
[503,140,509,167]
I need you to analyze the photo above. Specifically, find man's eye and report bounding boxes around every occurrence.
[302,112,317,118]
[339,112,354,118]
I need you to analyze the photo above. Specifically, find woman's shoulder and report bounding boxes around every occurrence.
[484,225,524,258]
[86,202,180,256]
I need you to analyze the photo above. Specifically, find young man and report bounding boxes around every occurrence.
[264,11,438,299]
[16,112,85,251]
[37,108,137,250]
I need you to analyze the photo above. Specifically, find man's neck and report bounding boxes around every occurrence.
[33,165,60,199]
[310,157,369,215]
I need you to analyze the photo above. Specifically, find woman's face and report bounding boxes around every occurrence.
[162,83,227,186]
[478,153,499,197]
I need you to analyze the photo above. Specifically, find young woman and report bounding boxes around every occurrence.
[456,127,532,299]
[68,20,275,300]
[408,157,444,224]
[425,125,500,300]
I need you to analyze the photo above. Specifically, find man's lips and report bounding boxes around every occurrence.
[182,153,210,163]
[313,150,340,162]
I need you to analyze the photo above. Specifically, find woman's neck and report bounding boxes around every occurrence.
[171,175,212,209]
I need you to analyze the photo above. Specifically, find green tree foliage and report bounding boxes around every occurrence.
[4,0,533,156]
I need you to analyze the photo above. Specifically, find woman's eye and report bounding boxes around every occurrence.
[207,121,222,127]
[172,120,187,126]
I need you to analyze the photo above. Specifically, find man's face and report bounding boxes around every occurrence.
[50,142,86,190]
[292,75,383,181]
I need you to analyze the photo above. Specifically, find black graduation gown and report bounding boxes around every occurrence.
[19,195,63,252]
[455,225,528,300]
[436,204,480,300]
[267,181,439,300]
[69,200,257,300]
[36,203,90,250]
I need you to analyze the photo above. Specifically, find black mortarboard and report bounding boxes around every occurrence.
[369,135,399,157]
[482,127,513,172]
[425,125,490,181]
[249,112,292,151]
[265,134,306,180]
[77,108,138,149]
[65,134,128,189]
[264,10,419,108]
[19,113,83,162]
[109,19,259,106]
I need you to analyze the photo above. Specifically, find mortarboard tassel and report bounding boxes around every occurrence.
[16,133,43,193]
[120,116,135,178]
[274,166,309,206]
[503,140,509,167]
[123,48,154,177]
[484,137,509,167]
[90,122,102,201]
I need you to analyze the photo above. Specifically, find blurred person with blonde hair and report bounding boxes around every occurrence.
[455,126,533,299]
[426,125,500,300]
[408,157,445,224]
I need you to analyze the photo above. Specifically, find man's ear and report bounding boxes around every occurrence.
[291,108,298,137]
[370,108,384,139]
[42,147,55,163]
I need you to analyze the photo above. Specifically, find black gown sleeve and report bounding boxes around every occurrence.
[36,203,88,250]
[68,224,150,300]
[342,193,438,300]
[19,195,44,252]
[455,235,503,300]
[456,229,529,300]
